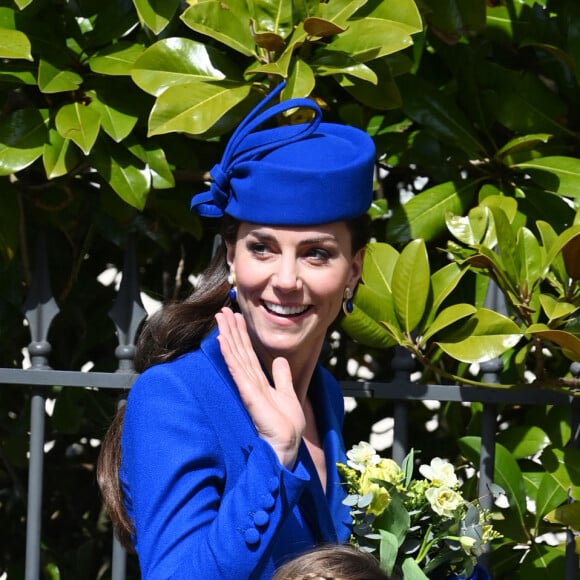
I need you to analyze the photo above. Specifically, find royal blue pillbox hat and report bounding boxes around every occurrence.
[190,83,375,226]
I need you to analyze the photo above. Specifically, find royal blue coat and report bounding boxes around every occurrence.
[120,327,352,579]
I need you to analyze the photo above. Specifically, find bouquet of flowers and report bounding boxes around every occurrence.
[337,442,502,580]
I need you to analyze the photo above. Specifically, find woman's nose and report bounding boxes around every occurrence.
[272,258,302,291]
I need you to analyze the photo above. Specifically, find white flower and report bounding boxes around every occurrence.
[419,457,458,488]
[346,441,380,471]
[425,485,464,518]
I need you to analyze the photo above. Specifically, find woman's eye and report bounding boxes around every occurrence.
[307,248,331,261]
[249,242,269,255]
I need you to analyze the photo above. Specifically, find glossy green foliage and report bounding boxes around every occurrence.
[2,0,580,578]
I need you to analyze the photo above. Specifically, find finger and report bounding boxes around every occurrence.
[271,357,293,394]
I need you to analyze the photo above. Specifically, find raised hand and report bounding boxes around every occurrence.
[215,307,306,469]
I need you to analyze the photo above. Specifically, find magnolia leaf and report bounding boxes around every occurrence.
[357,0,423,33]
[497,425,549,460]
[326,19,414,63]
[516,227,543,292]
[304,17,346,36]
[544,502,580,532]
[534,471,569,527]
[420,304,476,346]
[125,139,175,190]
[496,133,552,160]
[519,543,565,576]
[148,82,253,136]
[361,242,399,292]
[284,58,315,99]
[133,0,180,35]
[90,141,150,210]
[539,295,578,322]
[342,285,398,350]
[488,206,519,290]
[386,180,478,243]
[446,205,490,246]
[55,103,101,155]
[0,28,32,60]
[544,225,580,278]
[37,58,83,94]
[132,38,239,97]
[87,89,139,143]
[318,0,367,28]
[181,1,255,57]
[392,239,430,334]
[310,51,378,84]
[515,156,580,197]
[527,323,580,360]
[0,108,48,175]
[90,42,146,76]
[253,31,285,51]
[480,194,518,225]
[537,221,568,287]
[429,262,468,319]
[458,437,528,542]
[562,231,580,280]
[42,128,79,179]
[436,308,521,363]
[540,447,580,502]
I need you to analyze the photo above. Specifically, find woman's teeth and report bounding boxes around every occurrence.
[264,302,309,316]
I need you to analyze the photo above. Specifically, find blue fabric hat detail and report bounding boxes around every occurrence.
[190,83,375,225]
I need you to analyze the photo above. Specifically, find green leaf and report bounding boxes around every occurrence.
[496,426,549,459]
[317,0,367,28]
[436,308,522,363]
[420,303,476,345]
[429,262,468,316]
[398,75,485,158]
[458,437,528,542]
[446,205,490,246]
[539,295,578,323]
[37,58,83,94]
[0,108,48,175]
[515,156,580,198]
[361,242,399,292]
[526,323,580,361]
[0,28,32,60]
[386,180,479,243]
[133,0,180,35]
[356,0,423,33]
[132,38,240,97]
[534,472,569,527]
[42,128,80,179]
[89,41,146,76]
[125,138,175,190]
[148,81,253,136]
[488,206,519,290]
[519,543,565,576]
[55,103,101,155]
[392,239,430,334]
[181,1,255,57]
[87,88,139,143]
[342,285,398,349]
[379,530,399,576]
[540,447,580,502]
[324,18,415,63]
[285,58,315,98]
[90,140,150,210]
[496,133,552,160]
[516,227,543,293]
[401,557,429,580]
[544,502,580,532]
[0,182,20,262]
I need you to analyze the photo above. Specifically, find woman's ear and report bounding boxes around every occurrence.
[348,247,365,288]
[225,241,235,268]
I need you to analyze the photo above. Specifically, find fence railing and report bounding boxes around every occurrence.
[1,236,578,580]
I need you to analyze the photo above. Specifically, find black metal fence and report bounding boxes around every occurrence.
[2,238,578,580]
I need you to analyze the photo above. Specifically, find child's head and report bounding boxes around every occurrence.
[272,544,390,580]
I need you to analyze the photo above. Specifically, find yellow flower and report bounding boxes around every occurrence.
[419,457,458,488]
[425,486,464,518]
[360,469,391,516]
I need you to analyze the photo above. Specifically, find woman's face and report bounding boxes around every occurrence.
[226,221,364,366]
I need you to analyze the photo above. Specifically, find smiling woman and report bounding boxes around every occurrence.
[97,82,376,580]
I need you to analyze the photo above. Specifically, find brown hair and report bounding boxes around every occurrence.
[97,214,371,550]
[272,544,390,580]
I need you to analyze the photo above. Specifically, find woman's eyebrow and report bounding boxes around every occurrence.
[248,230,338,245]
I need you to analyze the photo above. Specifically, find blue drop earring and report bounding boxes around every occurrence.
[342,287,353,316]
[227,272,237,302]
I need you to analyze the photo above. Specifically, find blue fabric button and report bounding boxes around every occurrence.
[267,477,279,493]
[261,493,276,510]
[243,527,260,546]
[254,510,269,527]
